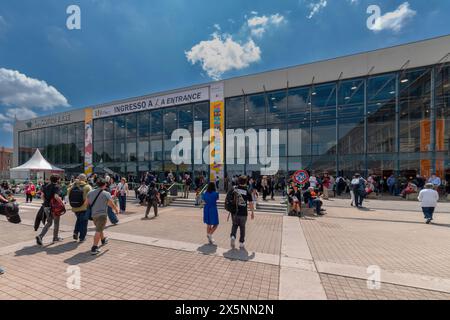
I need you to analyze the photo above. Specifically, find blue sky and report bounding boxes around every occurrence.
[0,0,449,147]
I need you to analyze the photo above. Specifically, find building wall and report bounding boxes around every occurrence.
[13,35,450,181]
[0,147,13,179]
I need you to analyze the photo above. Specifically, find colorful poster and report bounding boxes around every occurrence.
[209,82,225,183]
[84,108,93,175]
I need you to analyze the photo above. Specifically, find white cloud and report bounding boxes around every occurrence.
[6,107,38,121]
[370,2,416,32]
[2,122,13,133]
[247,13,285,38]
[186,12,284,80]
[0,68,69,110]
[186,32,261,80]
[303,0,358,19]
[307,0,328,19]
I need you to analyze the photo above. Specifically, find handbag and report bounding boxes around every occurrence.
[50,197,66,218]
[86,189,103,221]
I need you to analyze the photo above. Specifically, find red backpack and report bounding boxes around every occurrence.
[50,197,66,217]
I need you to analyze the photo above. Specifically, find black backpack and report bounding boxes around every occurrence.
[225,189,238,214]
[69,185,85,208]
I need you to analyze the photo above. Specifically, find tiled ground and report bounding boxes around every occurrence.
[301,207,450,279]
[2,197,450,300]
[0,238,279,300]
[320,274,450,300]
[0,222,37,247]
[112,206,283,255]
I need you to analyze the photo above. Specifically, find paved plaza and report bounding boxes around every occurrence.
[1,197,450,300]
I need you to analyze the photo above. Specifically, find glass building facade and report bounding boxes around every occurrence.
[226,64,450,179]
[16,63,450,181]
[18,122,85,175]
[91,102,210,180]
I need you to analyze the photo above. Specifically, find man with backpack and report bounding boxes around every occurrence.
[145,182,160,219]
[225,176,255,249]
[36,175,63,246]
[67,174,92,243]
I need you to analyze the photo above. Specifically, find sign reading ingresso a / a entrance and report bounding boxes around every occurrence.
[93,87,210,119]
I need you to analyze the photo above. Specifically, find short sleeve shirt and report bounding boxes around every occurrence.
[235,186,252,216]
[87,189,112,218]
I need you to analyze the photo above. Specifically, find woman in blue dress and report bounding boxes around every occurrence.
[202,182,219,245]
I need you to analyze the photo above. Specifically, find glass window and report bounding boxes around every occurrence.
[338,117,365,155]
[138,138,149,162]
[288,122,311,156]
[311,83,336,119]
[94,119,104,142]
[163,108,177,137]
[150,139,163,161]
[178,104,193,130]
[114,139,126,162]
[267,90,287,124]
[103,140,114,163]
[338,79,364,118]
[126,113,137,138]
[311,118,336,156]
[288,87,310,124]
[127,138,137,162]
[367,74,397,154]
[194,102,210,132]
[226,97,245,128]
[104,118,114,139]
[138,111,150,137]
[94,141,103,163]
[76,122,85,144]
[114,116,126,139]
[399,68,431,153]
[68,124,76,144]
[436,65,450,153]
[60,126,68,145]
[151,110,163,135]
[246,94,266,126]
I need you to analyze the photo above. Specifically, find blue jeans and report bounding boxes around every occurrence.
[118,195,126,212]
[108,207,119,224]
[309,199,322,214]
[422,207,435,220]
[74,211,88,241]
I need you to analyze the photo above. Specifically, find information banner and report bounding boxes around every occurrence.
[209,82,225,183]
[84,108,94,175]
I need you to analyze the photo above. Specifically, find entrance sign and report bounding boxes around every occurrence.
[293,170,309,185]
[93,87,210,119]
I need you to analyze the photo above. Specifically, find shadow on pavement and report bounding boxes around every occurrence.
[64,249,109,265]
[15,241,81,257]
[197,244,218,255]
[331,216,450,228]
[223,248,256,262]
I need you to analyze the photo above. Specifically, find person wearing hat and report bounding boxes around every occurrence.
[418,183,439,224]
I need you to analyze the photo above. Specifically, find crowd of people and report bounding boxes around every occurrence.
[0,167,445,276]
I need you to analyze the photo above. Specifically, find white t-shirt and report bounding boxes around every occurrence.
[309,177,317,188]
[418,189,439,208]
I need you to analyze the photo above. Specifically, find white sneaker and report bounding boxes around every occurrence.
[230,236,236,248]
[239,242,245,249]
[209,237,216,245]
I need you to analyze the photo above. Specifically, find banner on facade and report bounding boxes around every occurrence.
[209,82,225,183]
[84,108,94,175]
[93,87,210,119]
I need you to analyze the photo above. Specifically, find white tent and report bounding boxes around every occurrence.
[10,149,64,180]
